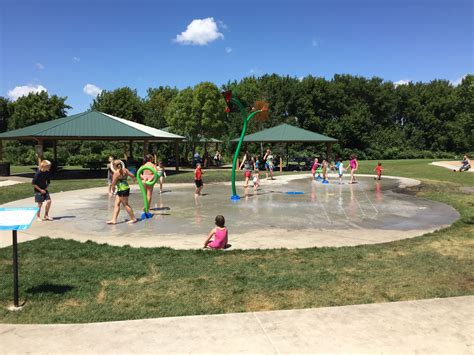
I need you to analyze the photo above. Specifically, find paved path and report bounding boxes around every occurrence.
[0,296,472,354]
[430,161,473,173]
[0,175,30,187]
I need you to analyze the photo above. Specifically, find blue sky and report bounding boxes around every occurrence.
[1,0,472,114]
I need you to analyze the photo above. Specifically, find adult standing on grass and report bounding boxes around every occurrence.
[239,151,253,187]
[264,148,275,180]
[204,151,211,168]
[33,159,53,221]
[107,160,137,224]
[214,150,222,168]
[347,154,358,184]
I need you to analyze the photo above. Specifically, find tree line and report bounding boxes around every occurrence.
[1,73,472,165]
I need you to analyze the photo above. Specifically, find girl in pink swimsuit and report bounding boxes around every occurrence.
[311,158,320,179]
[203,215,228,249]
[346,154,358,184]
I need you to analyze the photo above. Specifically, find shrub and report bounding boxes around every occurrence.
[382,147,400,159]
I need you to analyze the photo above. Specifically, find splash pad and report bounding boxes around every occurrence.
[2,175,459,249]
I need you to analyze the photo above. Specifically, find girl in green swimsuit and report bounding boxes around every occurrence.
[107,160,137,224]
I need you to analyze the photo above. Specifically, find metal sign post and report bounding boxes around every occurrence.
[0,207,39,309]
[12,230,19,306]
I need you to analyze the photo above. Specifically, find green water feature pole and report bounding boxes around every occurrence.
[227,96,262,200]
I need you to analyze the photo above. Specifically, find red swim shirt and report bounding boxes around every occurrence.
[194,168,202,180]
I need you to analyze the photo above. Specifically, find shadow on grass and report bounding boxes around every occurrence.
[26,283,74,295]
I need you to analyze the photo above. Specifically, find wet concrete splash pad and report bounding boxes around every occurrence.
[1,175,459,249]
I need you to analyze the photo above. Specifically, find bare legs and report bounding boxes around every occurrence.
[268,168,274,180]
[108,184,115,197]
[145,185,154,209]
[36,202,42,221]
[107,195,137,224]
[350,169,357,184]
[159,176,164,193]
[36,200,52,221]
[44,199,52,220]
[244,174,250,187]
[195,184,203,196]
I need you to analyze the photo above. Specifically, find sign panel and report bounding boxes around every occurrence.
[0,207,39,231]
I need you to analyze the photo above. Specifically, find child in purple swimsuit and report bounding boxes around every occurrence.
[203,215,228,249]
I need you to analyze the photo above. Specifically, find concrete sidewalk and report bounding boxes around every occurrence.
[430,161,473,173]
[0,296,472,354]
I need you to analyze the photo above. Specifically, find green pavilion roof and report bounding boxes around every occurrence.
[0,111,184,141]
[231,123,337,143]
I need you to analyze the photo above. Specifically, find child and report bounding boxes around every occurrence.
[253,156,260,171]
[311,158,320,180]
[346,154,358,184]
[252,169,260,191]
[107,156,116,196]
[157,161,167,193]
[374,162,383,180]
[239,151,252,187]
[107,160,137,224]
[203,215,228,249]
[140,154,157,210]
[321,159,329,184]
[32,160,53,221]
[335,158,345,184]
[194,163,204,196]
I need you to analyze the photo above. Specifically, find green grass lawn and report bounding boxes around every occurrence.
[8,165,87,175]
[0,159,472,323]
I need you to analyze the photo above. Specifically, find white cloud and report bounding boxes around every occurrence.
[73,56,81,62]
[450,74,467,86]
[218,20,228,30]
[7,84,48,101]
[312,39,318,47]
[83,83,102,97]
[394,79,411,87]
[35,62,45,70]
[174,17,224,45]
[225,46,232,54]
